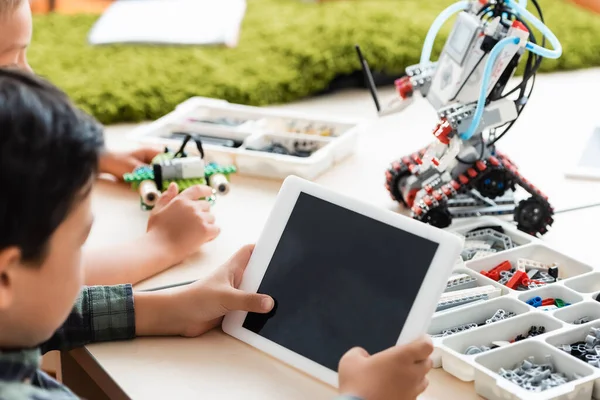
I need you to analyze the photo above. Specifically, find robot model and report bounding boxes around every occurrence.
[356,0,562,236]
[123,133,237,210]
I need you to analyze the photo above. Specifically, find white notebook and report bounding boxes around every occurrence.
[88,0,247,48]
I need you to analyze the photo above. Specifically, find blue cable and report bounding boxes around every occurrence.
[423,0,560,140]
[460,36,521,140]
[506,0,562,59]
[460,0,562,140]
[420,0,470,66]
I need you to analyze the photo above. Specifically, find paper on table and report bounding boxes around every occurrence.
[88,0,247,48]
[565,127,600,181]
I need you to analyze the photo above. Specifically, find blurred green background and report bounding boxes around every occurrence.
[30,0,600,125]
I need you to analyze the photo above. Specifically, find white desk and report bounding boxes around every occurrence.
[63,68,600,399]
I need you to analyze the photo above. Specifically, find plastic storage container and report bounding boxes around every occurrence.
[552,301,600,325]
[466,244,594,292]
[516,285,585,308]
[429,221,600,398]
[427,296,531,368]
[441,312,564,381]
[544,320,600,399]
[449,217,538,247]
[473,341,597,400]
[127,96,365,180]
[448,216,539,262]
[564,272,600,294]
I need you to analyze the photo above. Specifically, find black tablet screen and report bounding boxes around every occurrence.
[242,192,439,371]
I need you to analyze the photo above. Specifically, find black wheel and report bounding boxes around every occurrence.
[422,206,453,229]
[386,164,411,207]
[514,197,554,236]
[475,169,510,199]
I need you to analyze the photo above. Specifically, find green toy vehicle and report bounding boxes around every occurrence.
[123,134,237,210]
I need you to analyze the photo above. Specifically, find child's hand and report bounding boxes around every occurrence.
[134,245,275,337]
[99,147,162,179]
[338,336,434,400]
[147,182,220,264]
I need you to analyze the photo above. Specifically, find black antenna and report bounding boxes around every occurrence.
[192,135,205,159]
[173,133,204,159]
[174,133,192,158]
[355,44,381,112]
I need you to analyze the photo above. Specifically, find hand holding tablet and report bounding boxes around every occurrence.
[223,175,463,387]
[338,337,434,400]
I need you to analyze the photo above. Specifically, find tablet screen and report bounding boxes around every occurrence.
[243,192,439,371]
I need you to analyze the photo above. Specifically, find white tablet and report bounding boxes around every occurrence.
[222,175,464,387]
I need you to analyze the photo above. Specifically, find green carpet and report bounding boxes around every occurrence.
[29,0,600,125]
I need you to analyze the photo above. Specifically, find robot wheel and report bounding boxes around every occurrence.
[385,163,412,207]
[421,205,453,229]
[475,168,512,199]
[513,197,554,237]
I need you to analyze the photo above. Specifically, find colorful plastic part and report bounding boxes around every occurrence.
[526,296,542,307]
[505,270,526,289]
[481,260,512,281]
[541,298,555,306]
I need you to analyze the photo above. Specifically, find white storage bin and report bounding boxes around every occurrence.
[437,222,599,398]
[441,312,564,382]
[454,257,466,269]
[436,268,507,316]
[553,301,600,325]
[449,216,537,248]
[235,132,334,180]
[427,297,531,368]
[564,272,600,294]
[447,267,510,295]
[544,320,600,399]
[473,340,596,400]
[466,244,594,292]
[174,97,359,137]
[126,96,364,180]
[517,285,584,309]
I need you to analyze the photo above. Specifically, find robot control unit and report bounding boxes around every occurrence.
[356,0,562,236]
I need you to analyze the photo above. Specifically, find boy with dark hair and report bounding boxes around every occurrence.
[0,69,433,400]
[0,0,221,286]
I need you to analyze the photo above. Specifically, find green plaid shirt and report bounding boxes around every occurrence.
[0,285,135,399]
[0,284,362,400]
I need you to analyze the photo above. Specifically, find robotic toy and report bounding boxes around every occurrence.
[123,133,237,210]
[356,0,562,236]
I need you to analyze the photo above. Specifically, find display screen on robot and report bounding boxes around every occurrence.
[449,22,472,57]
[222,176,463,387]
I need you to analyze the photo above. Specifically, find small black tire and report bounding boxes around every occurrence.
[386,165,411,207]
[422,206,453,229]
[514,197,553,236]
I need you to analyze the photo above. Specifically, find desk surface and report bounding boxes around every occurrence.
[80,68,600,400]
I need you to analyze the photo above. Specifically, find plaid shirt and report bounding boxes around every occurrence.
[0,285,135,399]
[0,284,362,400]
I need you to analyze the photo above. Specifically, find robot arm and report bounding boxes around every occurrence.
[355,58,438,117]
[441,98,519,139]
[421,98,517,173]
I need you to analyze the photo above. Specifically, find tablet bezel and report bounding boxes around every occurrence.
[222,175,464,387]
